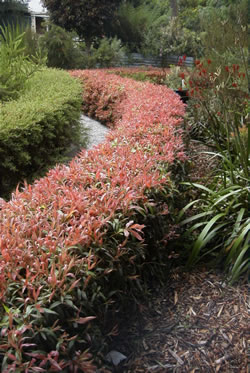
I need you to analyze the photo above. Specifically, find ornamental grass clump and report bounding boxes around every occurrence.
[0,70,185,371]
[0,24,46,102]
[180,58,249,283]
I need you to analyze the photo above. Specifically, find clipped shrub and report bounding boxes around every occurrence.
[76,68,183,127]
[0,68,83,197]
[0,70,186,371]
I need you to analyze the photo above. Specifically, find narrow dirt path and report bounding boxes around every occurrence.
[112,267,248,373]
[64,114,110,159]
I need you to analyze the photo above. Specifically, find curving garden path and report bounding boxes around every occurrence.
[64,114,110,160]
[81,114,110,149]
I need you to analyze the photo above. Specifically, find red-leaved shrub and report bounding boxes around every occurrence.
[0,69,185,371]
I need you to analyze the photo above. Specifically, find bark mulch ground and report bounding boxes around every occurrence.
[110,266,249,373]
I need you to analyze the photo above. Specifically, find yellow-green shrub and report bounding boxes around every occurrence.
[0,68,82,197]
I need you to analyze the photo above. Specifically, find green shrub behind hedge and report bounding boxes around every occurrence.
[0,68,83,197]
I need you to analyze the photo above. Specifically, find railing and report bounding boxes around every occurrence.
[119,53,194,68]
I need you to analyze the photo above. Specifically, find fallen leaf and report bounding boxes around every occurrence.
[174,291,178,305]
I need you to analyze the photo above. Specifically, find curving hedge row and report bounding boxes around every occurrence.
[0,69,185,372]
[0,68,82,198]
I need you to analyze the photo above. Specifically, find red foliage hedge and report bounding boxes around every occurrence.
[0,69,185,372]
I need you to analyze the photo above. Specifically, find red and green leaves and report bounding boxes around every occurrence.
[0,68,186,371]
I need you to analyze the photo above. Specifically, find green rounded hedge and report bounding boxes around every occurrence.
[0,68,83,198]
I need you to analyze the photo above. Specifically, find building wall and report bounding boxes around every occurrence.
[30,12,49,33]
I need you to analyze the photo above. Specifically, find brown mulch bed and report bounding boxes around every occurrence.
[122,267,248,372]
[101,267,248,373]
[185,139,220,184]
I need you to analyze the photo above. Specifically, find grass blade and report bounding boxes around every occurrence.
[187,213,225,267]
[180,210,214,226]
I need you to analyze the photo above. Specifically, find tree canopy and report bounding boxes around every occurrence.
[42,0,122,47]
[41,0,248,60]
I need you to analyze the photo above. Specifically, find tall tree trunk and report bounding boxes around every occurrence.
[85,37,92,55]
[170,0,178,18]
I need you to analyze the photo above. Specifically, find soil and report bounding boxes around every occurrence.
[103,266,248,373]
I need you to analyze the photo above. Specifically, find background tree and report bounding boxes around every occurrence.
[106,0,172,52]
[42,0,122,50]
[143,15,201,57]
[39,24,84,69]
[42,0,248,60]
[178,0,207,31]
[106,1,161,52]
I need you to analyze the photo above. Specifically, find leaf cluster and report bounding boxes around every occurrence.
[142,16,201,58]
[180,178,249,284]
[200,0,248,66]
[92,37,126,68]
[108,1,162,52]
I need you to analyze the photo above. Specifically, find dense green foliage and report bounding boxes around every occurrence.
[0,69,83,197]
[39,24,85,69]
[107,1,163,52]
[199,0,248,66]
[35,24,126,69]
[143,16,200,57]
[38,0,248,65]
[42,0,122,48]
[22,26,47,64]
[92,37,126,68]
[103,0,248,59]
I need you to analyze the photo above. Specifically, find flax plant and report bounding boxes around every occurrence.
[180,58,249,283]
